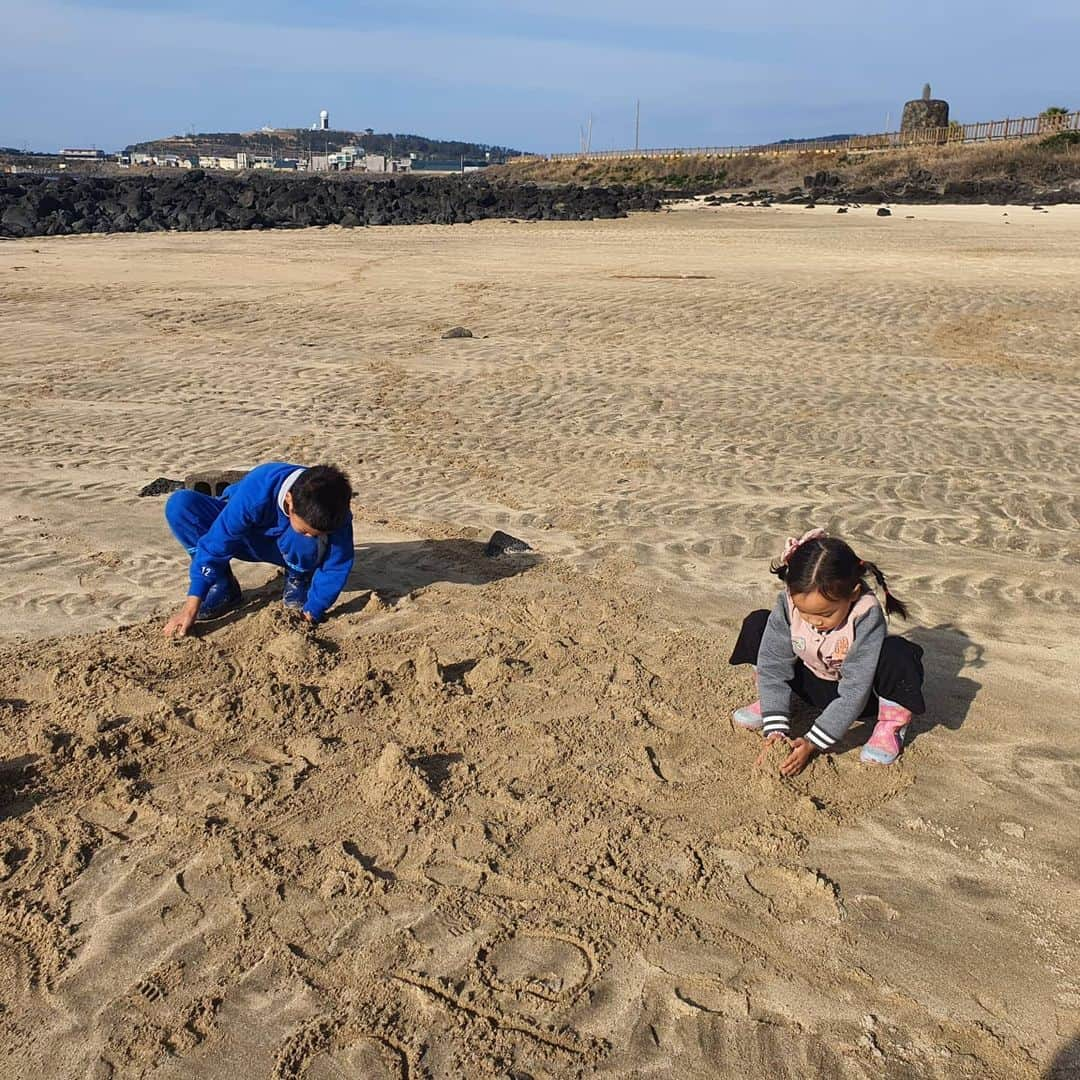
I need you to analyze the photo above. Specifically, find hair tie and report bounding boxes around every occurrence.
[781,528,827,565]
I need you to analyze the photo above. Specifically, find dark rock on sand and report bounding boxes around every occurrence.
[485,531,532,557]
[138,477,184,497]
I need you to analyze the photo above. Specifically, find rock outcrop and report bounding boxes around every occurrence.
[0,172,661,238]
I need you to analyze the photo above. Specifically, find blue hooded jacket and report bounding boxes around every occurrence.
[188,462,354,621]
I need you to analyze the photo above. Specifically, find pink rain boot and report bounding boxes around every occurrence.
[733,699,763,731]
[733,669,764,731]
[860,699,911,765]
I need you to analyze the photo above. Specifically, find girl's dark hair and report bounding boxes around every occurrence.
[770,535,909,619]
[290,465,352,533]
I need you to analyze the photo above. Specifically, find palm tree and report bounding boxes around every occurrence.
[1038,105,1071,133]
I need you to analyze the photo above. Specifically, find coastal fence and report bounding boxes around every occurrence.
[535,109,1080,163]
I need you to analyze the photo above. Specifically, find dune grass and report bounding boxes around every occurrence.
[490,137,1080,193]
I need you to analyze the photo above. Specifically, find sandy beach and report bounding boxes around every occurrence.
[1,203,1078,1078]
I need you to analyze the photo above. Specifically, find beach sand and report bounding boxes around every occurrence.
[1,203,1078,1078]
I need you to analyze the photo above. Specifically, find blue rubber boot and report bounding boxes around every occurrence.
[283,570,312,612]
[197,571,242,620]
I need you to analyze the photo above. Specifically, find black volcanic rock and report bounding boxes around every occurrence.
[138,477,184,497]
[485,531,532,557]
[710,165,1080,211]
[0,174,662,238]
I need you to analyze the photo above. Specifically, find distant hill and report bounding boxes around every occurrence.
[126,130,525,162]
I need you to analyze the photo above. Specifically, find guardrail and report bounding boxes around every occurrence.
[535,110,1080,163]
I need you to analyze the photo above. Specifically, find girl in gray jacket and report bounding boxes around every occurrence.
[729,530,925,776]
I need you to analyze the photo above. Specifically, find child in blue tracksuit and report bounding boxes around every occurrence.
[163,462,354,637]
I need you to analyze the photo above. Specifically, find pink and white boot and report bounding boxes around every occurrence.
[733,670,765,731]
[733,699,763,731]
[860,699,911,765]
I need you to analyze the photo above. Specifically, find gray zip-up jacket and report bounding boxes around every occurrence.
[757,592,886,751]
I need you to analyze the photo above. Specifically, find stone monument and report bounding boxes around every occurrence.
[901,83,950,133]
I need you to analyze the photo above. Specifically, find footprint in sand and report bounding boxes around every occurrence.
[744,865,844,923]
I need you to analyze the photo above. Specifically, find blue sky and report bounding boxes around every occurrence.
[1,1,1076,153]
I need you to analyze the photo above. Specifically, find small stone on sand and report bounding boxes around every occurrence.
[485,530,532,557]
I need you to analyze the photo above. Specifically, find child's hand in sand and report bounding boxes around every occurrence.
[779,737,816,777]
[754,732,790,768]
[754,733,816,777]
[163,597,200,638]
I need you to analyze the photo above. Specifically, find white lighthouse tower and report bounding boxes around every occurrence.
[319,109,329,131]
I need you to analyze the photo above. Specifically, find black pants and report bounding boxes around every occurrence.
[729,609,926,717]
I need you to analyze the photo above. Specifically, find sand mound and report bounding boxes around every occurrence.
[362,741,442,820]
[0,557,1032,1078]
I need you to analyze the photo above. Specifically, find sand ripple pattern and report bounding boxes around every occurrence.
[3,217,1078,639]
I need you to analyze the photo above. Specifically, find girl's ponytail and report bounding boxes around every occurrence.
[863,560,909,619]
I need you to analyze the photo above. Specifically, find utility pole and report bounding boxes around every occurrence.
[635,99,640,151]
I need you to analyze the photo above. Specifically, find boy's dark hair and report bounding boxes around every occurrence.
[290,465,352,533]
[771,535,909,619]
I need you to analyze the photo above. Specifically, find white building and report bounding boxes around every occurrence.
[364,154,411,174]
[322,146,366,171]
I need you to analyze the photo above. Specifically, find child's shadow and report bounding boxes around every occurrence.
[335,538,540,616]
[903,623,984,745]
[1045,1033,1080,1079]
[0,750,42,825]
